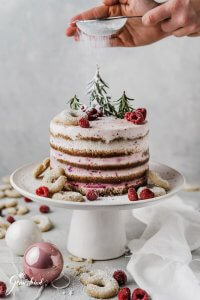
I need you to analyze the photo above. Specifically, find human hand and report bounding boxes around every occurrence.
[142,0,200,37]
[66,0,169,47]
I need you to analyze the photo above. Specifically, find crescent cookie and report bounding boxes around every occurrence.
[4,199,18,208]
[33,157,50,178]
[0,217,9,239]
[52,191,84,202]
[42,167,67,193]
[150,186,167,197]
[0,184,12,191]
[17,205,29,215]
[148,170,170,190]
[53,110,86,126]
[1,176,11,184]
[184,184,200,192]
[6,207,17,215]
[0,191,5,199]
[4,189,21,198]
[32,215,53,232]
[80,271,119,299]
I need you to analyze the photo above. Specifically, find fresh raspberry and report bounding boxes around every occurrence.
[0,281,7,298]
[86,190,99,201]
[128,188,138,201]
[39,205,50,213]
[113,270,127,286]
[135,108,147,120]
[6,215,16,224]
[118,287,131,300]
[79,117,90,128]
[88,108,98,115]
[130,111,144,125]
[35,186,49,198]
[139,188,155,200]
[132,288,150,300]
[24,197,32,203]
[125,112,132,121]
[87,108,100,121]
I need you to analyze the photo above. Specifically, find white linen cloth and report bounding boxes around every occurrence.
[127,195,200,300]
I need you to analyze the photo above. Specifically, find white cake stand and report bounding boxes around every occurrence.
[10,161,184,260]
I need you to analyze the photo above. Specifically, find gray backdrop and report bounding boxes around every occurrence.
[0,0,200,183]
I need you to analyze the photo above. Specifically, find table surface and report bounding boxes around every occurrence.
[0,191,199,300]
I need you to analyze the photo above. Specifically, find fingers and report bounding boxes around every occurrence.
[109,37,124,46]
[143,0,200,38]
[188,32,200,37]
[142,2,170,26]
[103,0,128,5]
[161,8,198,33]
[71,5,110,22]
[66,26,76,37]
[172,22,200,37]
[103,0,119,5]
[66,5,110,37]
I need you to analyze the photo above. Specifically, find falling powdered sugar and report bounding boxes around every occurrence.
[79,30,111,48]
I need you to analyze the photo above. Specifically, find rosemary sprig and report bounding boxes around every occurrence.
[68,95,82,110]
[115,91,135,118]
[87,66,117,117]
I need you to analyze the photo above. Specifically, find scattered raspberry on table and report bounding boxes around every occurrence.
[7,215,15,224]
[0,281,7,298]
[118,287,131,300]
[24,197,32,203]
[39,205,50,214]
[132,288,150,300]
[128,188,138,201]
[113,270,127,286]
[35,186,49,198]
[139,188,155,200]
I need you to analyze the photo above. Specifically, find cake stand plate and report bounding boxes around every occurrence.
[11,161,184,260]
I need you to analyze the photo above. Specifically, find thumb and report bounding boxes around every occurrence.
[103,0,119,5]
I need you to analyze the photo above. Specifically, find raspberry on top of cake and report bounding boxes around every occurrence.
[49,67,149,196]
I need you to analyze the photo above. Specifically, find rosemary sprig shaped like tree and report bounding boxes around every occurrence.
[68,95,82,111]
[87,66,116,116]
[115,91,135,118]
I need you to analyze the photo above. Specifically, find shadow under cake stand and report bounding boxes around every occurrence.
[11,161,184,260]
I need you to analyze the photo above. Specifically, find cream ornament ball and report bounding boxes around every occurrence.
[5,219,42,256]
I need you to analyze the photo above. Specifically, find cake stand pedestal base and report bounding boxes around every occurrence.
[67,210,127,260]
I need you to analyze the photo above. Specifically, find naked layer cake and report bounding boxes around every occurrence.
[49,67,149,196]
[50,111,149,196]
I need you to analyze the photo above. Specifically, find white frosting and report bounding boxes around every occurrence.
[50,134,148,154]
[50,115,149,144]
[50,149,149,167]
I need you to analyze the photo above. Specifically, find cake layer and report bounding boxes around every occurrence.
[50,149,149,170]
[50,115,149,143]
[50,134,148,158]
[50,156,148,184]
[66,177,147,196]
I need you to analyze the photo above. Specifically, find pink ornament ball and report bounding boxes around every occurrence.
[23,242,64,284]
